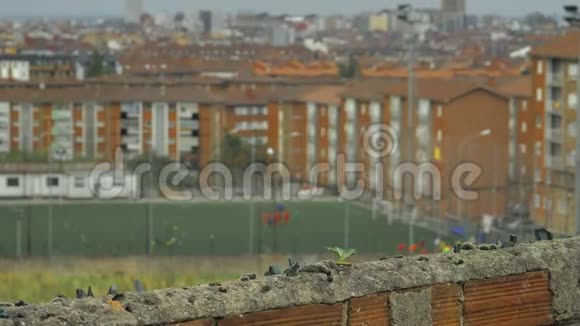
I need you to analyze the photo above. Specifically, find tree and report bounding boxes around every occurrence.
[127,154,178,198]
[217,132,270,187]
[220,133,249,168]
[339,55,358,78]
[85,52,112,78]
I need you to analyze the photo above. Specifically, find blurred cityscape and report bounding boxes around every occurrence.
[0,0,578,302]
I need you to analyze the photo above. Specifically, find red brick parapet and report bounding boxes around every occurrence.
[1,237,579,325]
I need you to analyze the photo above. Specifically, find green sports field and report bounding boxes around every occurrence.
[0,200,448,257]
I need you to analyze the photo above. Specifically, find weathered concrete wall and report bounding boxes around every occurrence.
[1,237,579,326]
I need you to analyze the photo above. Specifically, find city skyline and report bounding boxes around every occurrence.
[0,0,574,17]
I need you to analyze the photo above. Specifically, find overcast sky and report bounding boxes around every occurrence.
[0,0,574,16]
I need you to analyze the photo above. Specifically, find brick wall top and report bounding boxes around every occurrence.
[1,236,579,326]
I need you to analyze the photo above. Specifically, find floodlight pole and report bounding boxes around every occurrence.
[398,3,419,246]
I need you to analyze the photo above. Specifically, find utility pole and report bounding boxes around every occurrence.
[457,129,492,236]
[563,5,580,235]
[249,113,257,255]
[397,3,419,245]
[146,146,154,255]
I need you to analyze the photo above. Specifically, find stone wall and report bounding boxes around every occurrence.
[1,236,579,326]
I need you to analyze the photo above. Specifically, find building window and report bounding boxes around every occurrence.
[568,123,576,137]
[549,142,562,157]
[6,177,19,187]
[234,107,248,116]
[74,177,85,188]
[549,113,562,130]
[537,61,543,74]
[533,194,541,208]
[558,199,567,214]
[536,88,543,102]
[535,141,542,156]
[437,130,442,142]
[521,144,527,154]
[544,198,551,210]
[569,63,578,78]
[47,177,59,187]
[521,122,527,133]
[569,93,578,108]
[522,100,528,111]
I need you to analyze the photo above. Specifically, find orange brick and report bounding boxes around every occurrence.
[431,284,461,326]
[463,271,553,326]
[349,294,389,326]
[218,304,343,326]
[172,320,214,326]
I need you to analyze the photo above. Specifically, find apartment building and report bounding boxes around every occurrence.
[529,32,580,234]
[339,79,398,194]
[0,76,536,220]
[223,89,272,144]
[0,54,82,81]
[268,85,346,185]
[261,78,528,221]
[494,77,534,212]
[380,79,527,220]
[0,85,220,165]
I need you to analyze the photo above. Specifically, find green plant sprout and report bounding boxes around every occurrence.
[327,247,357,266]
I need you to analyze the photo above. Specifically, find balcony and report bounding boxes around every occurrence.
[121,120,139,128]
[567,155,576,168]
[547,128,563,140]
[180,120,199,130]
[123,142,141,152]
[121,110,140,119]
[51,126,73,136]
[126,126,139,135]
[546,156,564,170]
[179,111,199,119]
[121,127,139,136]
[126,111,140,119]
[549,73,564,85]
[546,100,563,112]
[51,111,72,120]
[179,137,199,150]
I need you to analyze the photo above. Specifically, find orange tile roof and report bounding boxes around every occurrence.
[254,60,339,78]
[383,78,508,103]
[362,61,521,80]
[0,85,221,104]
[493,76,532,98]
[340,78,402,100]
[275,85,345,105]
[298,86,346,105]
[530,31,580,59]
